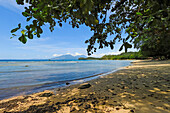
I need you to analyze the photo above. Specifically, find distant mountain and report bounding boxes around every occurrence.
[51,54,87,60]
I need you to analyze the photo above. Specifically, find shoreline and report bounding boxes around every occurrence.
[0,60,133,100]
[0,60,170,113]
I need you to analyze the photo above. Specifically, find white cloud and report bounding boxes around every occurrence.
[0,0,29,13]
[52,52,85,57]
[66,52,85,56]
[73,52,83,56]
[66,53,71,55]
[53,54,62,57]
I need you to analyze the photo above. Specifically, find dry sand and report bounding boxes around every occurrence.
[0,60,170,113]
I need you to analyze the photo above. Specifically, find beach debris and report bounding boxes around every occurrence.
[78,83,91,89]
[66,82,70,85]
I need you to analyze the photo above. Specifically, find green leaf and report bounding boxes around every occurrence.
[161,18,166,21]
[110,43,114,49]
[116,28,121,33]
[94,19,99,25]
[33,8,38,11]
[59,23,62,27]
[126,36,130,40]
[11,28,19,33]
[26,25,30,30]
[18,23,21,29]
[22,12,30,17]
[144,9,150,13]
[28,32,33,39]
[37,27,43,33]
[91,26,95,30]
[21,30,26,35]
[19,35,27,44]
[119,45,124,51]
[85,40,89,43]
[16,0,24,5]
[37,33,40,38]
[136,12,143,16]
[12,34,17,36]
[83,0,87,4]
[27,17,32,21]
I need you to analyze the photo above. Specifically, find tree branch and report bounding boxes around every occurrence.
[111,0,127,12]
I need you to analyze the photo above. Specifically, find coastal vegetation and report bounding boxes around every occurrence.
[79,52,148,60]
[11,0,169,58]
[79,57,101,60]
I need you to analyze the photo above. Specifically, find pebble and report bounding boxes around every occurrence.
[130,109,135,112]
[66,82,70,85]
[78,83,91,89]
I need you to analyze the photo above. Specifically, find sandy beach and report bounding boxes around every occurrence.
[0,60,170,113]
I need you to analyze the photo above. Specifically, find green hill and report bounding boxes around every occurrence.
[79,52,147,60]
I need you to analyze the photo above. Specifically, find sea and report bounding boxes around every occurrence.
[0,60,133,100]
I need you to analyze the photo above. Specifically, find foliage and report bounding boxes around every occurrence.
[101,52,147,60]
[140,35,170,59]
[119,39,132,53]
[79,57,101,60]
[11,0,170,56]
[79,52,147,60]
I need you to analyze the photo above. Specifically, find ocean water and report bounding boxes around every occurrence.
[0,60,133,100]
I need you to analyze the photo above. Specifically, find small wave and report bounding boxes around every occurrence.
[0,68,70,73]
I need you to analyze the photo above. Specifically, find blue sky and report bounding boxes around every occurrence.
[0,0,137,59]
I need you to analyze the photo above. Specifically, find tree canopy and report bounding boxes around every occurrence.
[11,0,170,57]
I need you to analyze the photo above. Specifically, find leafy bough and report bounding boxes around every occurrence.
[11,0,170,55]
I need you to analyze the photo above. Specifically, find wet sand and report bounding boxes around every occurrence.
[0,60,170,113]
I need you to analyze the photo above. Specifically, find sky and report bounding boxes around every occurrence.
[0,0,137,59]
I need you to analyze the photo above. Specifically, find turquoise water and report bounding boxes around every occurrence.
[0,60,132,100]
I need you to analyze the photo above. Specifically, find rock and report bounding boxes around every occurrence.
[116,108,120,110]
[25,65,29,67]
[130,109,135,112]
[78,83,91,89]
[39,93,53,97]
[66,82,70,85]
